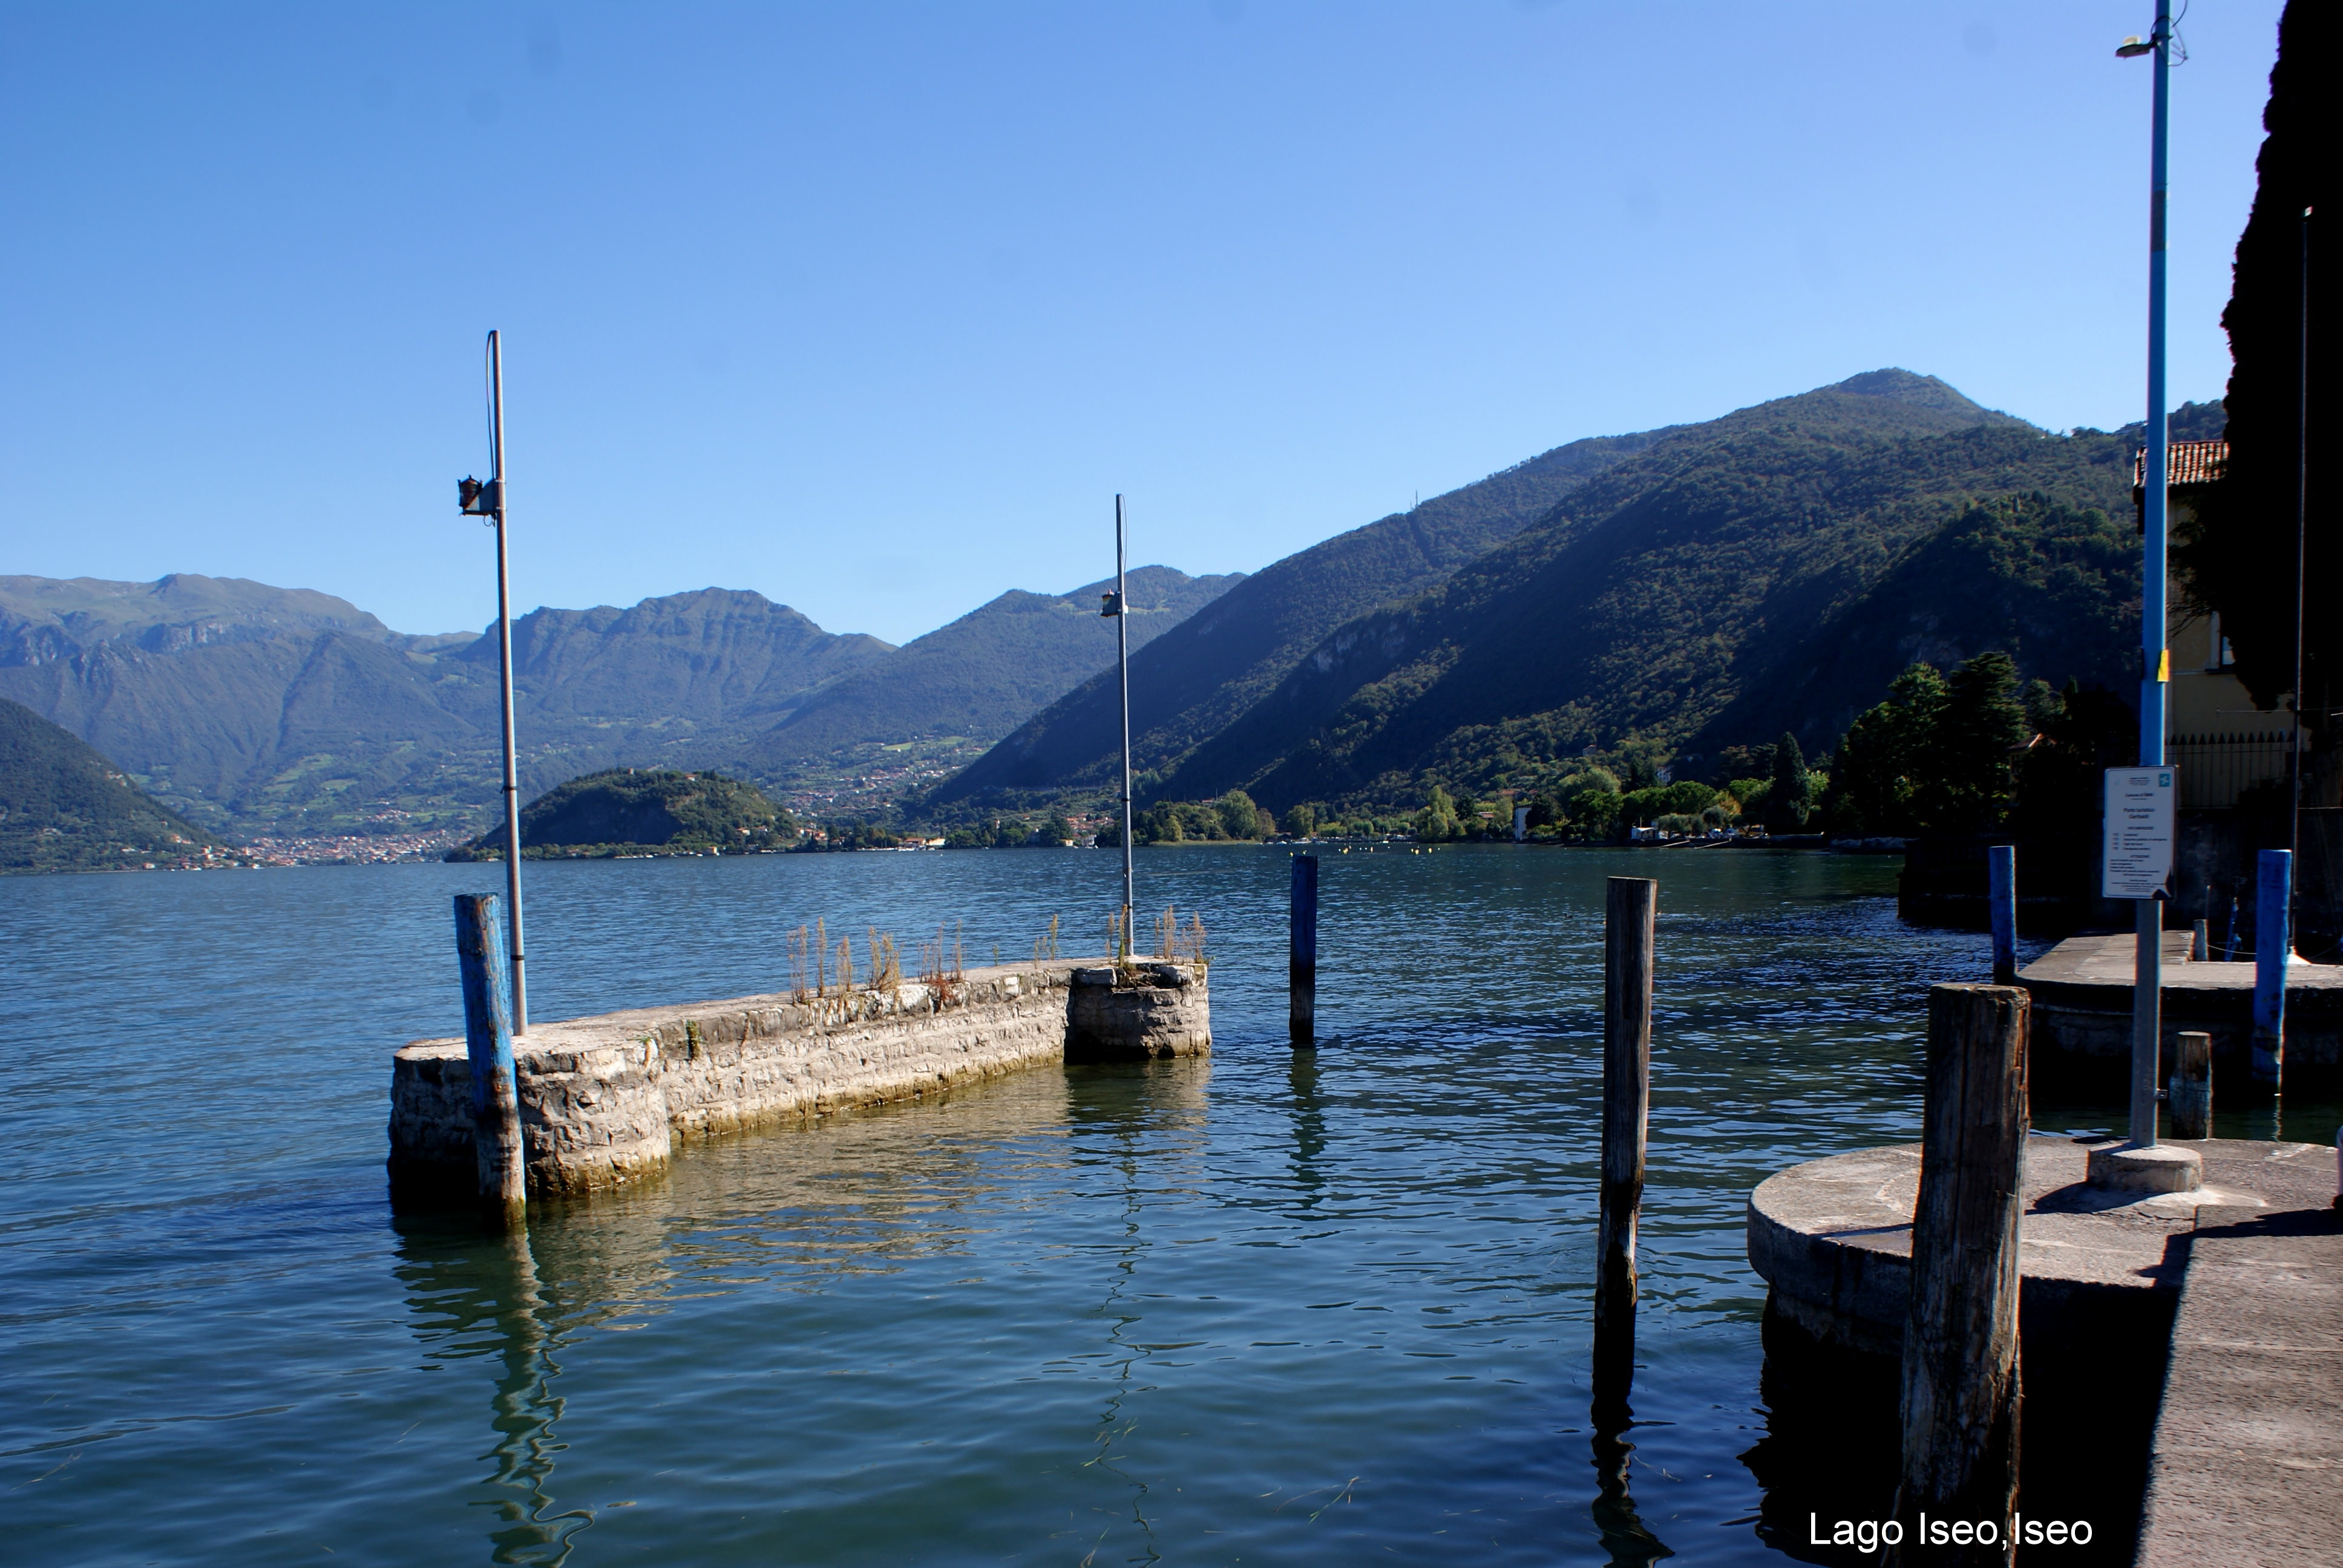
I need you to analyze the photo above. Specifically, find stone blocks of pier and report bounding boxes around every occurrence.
[388,959,1210,1201]
[1065,962,1211,1061]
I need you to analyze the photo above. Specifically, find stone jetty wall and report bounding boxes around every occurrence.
[390,958,1208,1201]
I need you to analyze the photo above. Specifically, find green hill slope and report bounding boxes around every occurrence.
[736,564,1240,781]
[448,768,791,858]
[0,698,226,872]
[1682,495,2141,763]
[1136,371,2136,808]
[929,425,1680,806]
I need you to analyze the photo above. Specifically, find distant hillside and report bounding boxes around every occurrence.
[448,768,793,859]
[0,583,891,838]
[929,424,1679,805]
[736,564,1240,781]
[1173,371,2135,808]
[0,698,225,872]
[0,572,428,663]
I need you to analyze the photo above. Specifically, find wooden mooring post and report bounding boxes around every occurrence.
[1596,876,1656,1405]
[1987,844,2017,985]
[1289,854,1318,1045]
[1889,983,2028,1566]
[2168,1030,2212,1140]
[454,892,528,1229]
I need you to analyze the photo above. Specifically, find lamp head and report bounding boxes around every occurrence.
[2115,35,2155,57]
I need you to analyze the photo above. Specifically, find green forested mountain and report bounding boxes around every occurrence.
[1683,495,2140,762]
[1207,372,2134,808]
[736,564,1240,782]
[448,767,792,858]
[0,698,225,872]
[929,424,1680,805]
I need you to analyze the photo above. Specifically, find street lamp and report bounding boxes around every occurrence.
[458,330,528,1033]
[1101,496,1135,958]
[2119,4,2172,1151]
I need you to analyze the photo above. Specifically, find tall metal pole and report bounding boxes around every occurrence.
[2290,207,2311,872]
[2129,1,2173,1146]
[1116,494,1135,958]
[488,332,528,1033]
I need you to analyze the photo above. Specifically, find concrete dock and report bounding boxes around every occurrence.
[1747,1135,2332,1357]
[2019,932,2343,1090]
[1749,1136,2341,1560]
[2137,1201,2343,1567]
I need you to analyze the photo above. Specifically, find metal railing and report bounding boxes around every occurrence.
[2168,731,2299,809]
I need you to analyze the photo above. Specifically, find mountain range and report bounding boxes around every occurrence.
[7,368,2178,845]
[0,565,1234,838]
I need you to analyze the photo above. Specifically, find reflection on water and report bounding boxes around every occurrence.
[10,846,2332,1565]
[395,1224,588,1565]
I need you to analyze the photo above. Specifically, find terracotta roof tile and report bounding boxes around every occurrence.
[2133,439,2228,489]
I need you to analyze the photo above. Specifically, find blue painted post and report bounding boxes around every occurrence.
[2252,850,2292,1093]
[1988,845,2017,985]
[455,892,528,1226]
[1289,854,1319,1045]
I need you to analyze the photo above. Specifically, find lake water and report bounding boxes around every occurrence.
[5,846,2329,1566]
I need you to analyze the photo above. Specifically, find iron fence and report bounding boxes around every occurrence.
[2168,731,2300,809]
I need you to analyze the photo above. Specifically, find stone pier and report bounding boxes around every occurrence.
[2020,932,2343,1092]
[389,958,1208,1201]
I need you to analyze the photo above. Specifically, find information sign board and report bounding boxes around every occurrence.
[2103,767,2178,899]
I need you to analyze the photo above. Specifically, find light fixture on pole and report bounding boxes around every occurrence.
[1101,495,1135,959]
[458,330,528,1033]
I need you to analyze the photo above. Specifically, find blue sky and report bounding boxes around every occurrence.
[0,2,2284,645]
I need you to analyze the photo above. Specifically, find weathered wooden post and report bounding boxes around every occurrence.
[1289,854,1319,1045]
[1987,844,2017,985]
[455,892,528,1229]
[2168,1030,2212,1140]
[1596,876,1656,1406]
[2252,848,2292,1091]
[2191,918,2210,961]
[1889,984,2027,1566]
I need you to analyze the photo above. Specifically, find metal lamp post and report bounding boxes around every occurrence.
[1101,495,1135,958]
[458,330,528,1033]
[2119,6,2174,1146]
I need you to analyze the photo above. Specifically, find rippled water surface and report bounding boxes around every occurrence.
[11,845,2286,1566]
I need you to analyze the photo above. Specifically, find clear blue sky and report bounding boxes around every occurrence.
[0,2,2282,645]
